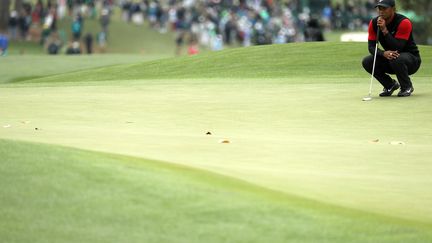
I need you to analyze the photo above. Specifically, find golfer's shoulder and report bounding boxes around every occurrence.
[395,14,413,30]
[370,16,378,26]
[395,13,412,24]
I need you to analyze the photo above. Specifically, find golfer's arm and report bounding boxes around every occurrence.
[383,34,407,51]
[382,19,411,51]
[368,40,384,56]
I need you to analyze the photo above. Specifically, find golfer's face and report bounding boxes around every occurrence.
[377,6,394,19]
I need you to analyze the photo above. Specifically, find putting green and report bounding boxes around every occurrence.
[2,77,432,222]
[1,43,432,240]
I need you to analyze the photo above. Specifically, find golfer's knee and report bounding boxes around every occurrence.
[362,56,373,72]
[389,58,405,67]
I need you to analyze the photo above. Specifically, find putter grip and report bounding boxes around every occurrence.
[376,20,379,42]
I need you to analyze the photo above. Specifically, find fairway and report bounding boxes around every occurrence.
[1,42,432,241]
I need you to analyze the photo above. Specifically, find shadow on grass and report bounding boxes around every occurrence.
[8,76,45,83]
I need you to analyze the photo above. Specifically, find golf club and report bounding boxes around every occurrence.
[363,24,380,101]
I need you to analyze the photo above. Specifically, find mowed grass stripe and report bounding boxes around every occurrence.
[1,139,431,243]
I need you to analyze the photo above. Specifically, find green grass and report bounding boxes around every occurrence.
[0,54,166,83]
[7,41,46,55]
[1,42,432,241]
[12,42,431,83]
[1,139,431,243]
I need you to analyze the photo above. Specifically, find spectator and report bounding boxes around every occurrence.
[31,0,44,26]
[97,31,107,53]
[71,14,83,41]
[84,33,93,54]
[304,18,324,42]
[321,4,332,30]
[18,6,32,41]
[0,33,9,56]
[66,40,81,54]
[187,35,199,55]
[67,0,74,16]
[121,0,132,22]
[8,10,19,41]
[41,6,57,45]
[100,8,110,34]
[45,31,63,55]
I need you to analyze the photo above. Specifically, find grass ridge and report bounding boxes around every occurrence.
[16,42,432,84]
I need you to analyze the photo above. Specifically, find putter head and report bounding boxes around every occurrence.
[362,96,372,101]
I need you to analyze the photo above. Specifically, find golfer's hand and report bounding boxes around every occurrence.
[377,17,389,34]
[385,50,399,60]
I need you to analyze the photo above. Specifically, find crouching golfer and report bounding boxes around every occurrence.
[362,0,421,97]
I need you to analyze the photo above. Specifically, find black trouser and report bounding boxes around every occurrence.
[362,53,421,90]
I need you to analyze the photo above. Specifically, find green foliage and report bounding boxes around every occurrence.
[398,0,432,44]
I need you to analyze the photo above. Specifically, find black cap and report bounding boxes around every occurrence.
[375,0,395,8]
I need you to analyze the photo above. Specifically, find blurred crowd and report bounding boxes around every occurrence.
[119,0,377,54]
[3,0,377,55]
[5,0,113,55]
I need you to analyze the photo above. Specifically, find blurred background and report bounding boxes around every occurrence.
[0,0,430,57]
